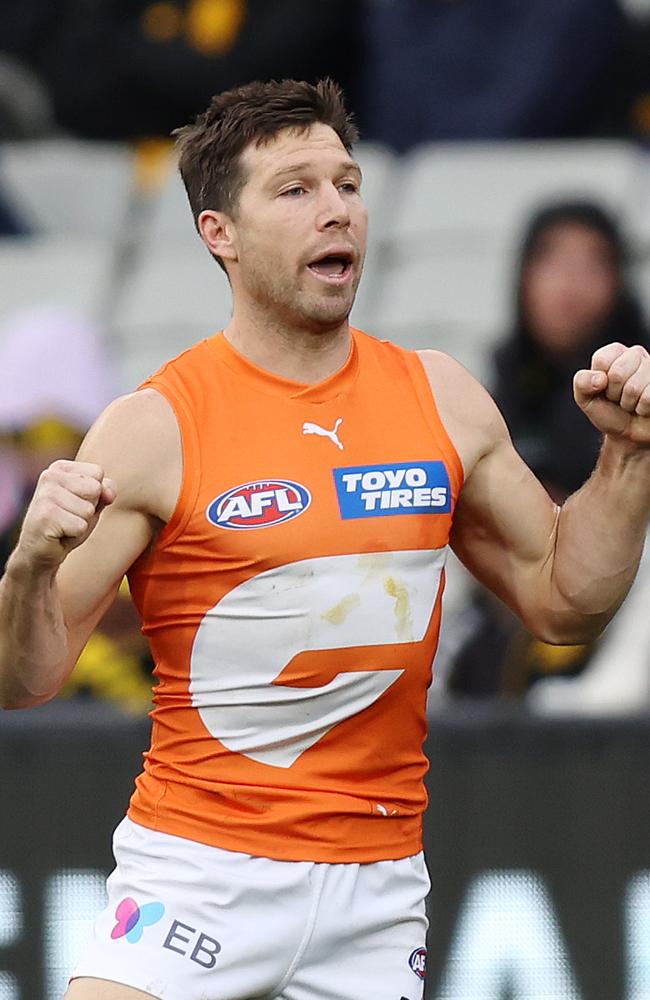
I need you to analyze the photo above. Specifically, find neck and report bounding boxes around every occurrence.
[223,301,352,384]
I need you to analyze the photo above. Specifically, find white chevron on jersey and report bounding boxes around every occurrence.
[189,547,446,767]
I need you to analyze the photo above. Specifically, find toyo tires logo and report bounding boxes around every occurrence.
[207,479,311,530]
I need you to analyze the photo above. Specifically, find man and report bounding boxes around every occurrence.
[1,79,649,1000]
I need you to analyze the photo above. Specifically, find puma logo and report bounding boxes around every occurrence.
[302,418,344,450]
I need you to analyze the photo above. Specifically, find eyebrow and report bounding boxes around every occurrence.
[269,160,362,182]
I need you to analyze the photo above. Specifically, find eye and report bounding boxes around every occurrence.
[281,185,307,198]
[339,181,359,194]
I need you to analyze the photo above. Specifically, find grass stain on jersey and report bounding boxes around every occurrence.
[384,576,413,641]
[321,593,361,625]
[357,552,392,582]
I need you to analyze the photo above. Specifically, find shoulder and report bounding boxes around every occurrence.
[75,388,181,521]
[417,349,509,477]
[79,388,179,460]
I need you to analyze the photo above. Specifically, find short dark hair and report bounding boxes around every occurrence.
[174,78,358,236]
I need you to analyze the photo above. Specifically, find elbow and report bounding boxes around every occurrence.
[523,608,609,647]
[0,676,59,711]
[1,693,56,710]
[530,625,596,647]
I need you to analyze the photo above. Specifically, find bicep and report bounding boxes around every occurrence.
[51,390,175,663]
[417,348,561,628]
[451,433,560,624]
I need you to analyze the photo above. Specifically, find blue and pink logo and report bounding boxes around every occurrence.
[111,897,165,944]
[207,479,311,530]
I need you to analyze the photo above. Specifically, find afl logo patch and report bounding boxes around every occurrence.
[408,947,427,980]
[207,479,311,530]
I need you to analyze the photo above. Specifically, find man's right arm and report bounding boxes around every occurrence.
[0,460,118,707]
[0,389,181,709]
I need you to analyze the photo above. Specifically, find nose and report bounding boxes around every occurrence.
[316,182,351,231]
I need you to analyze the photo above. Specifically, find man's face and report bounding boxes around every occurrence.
[224,124,368,331]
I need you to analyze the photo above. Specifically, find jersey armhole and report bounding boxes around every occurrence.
[410,352,465,503]
[139,377,201,551]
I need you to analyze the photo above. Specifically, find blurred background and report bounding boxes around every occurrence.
[3,1,650,997]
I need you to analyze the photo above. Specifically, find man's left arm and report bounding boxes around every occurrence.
[449,343,650,645]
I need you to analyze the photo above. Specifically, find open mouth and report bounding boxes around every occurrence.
[307,251,353,283]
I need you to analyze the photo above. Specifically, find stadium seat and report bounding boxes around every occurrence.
[0,236,116,324]
[365,246,511,383]
[349,143,397,331]
[354,143,397,228]
[625,150,650,254]
[391,141,639,250]
[0,139,135,242]
[142,166,197,252]
[112,241,233,388]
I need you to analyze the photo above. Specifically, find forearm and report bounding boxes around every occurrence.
[0,549,70,708]
[549,437,650,641]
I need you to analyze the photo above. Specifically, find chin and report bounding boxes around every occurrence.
[308,307,352,332]
[305,291,357,328]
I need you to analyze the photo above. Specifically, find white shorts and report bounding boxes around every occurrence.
[71,817,430,1000]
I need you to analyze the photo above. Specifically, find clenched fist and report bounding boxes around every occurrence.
[574,343,650,445]
[16,460,116,569]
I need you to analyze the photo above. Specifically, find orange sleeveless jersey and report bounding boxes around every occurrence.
[126,328,463,862]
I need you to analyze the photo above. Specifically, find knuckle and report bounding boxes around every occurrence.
[38,468,55,488]
[624,380,643,398]
[81,499,96,519]
[593,341,624,362]
[81,479,102,502]
[39,498,57,520]
[31,500,58,532]
[72,516,88,535]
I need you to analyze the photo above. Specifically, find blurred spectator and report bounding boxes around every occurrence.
[0,306,153,712]
[1,0,360,139]
[493,202,649,501]
[445,200,650,699]
[360,0,623,150]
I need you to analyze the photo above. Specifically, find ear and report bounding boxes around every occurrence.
[198,209,238,263]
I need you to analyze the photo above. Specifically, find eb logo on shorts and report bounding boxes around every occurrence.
[333,462,451,519]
